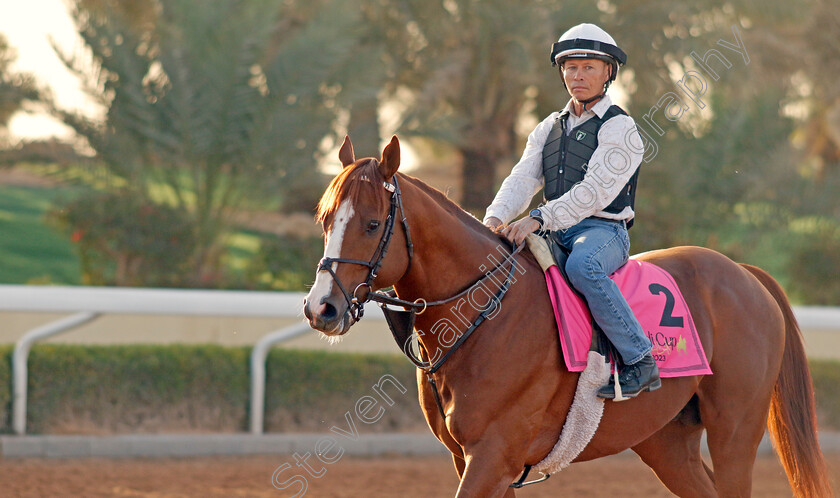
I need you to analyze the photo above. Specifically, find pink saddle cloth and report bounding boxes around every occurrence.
[546,258,712,378]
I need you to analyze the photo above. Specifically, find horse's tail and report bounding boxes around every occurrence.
[740,263,833,498]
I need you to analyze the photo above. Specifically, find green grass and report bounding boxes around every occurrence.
[0,180,292,289]
[0,185,82,285]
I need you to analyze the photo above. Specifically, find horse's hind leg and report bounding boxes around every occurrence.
[632,416,716,497]
[700,395,769,497]
[697,341,778,495]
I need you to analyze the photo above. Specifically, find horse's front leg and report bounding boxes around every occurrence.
[455,439,522,497]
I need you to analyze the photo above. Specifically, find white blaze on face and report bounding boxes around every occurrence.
[307,199,355,309]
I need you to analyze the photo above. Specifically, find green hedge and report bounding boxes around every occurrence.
[0,346,837,434]
[25,344,252,434]
[0,345,421,434]
[264,349,422,433]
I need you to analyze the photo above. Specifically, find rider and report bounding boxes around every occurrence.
[483,23,659,399]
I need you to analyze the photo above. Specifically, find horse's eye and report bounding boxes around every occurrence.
[366,220,381,233]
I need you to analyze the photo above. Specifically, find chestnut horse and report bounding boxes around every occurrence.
[302,135,832,497]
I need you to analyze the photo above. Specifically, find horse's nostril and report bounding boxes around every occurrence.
[321,302,338,321]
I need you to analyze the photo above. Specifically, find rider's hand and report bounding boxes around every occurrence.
[501,217,541,245]
[484,217,503,232]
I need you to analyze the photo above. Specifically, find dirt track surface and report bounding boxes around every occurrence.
[1,453,839,497]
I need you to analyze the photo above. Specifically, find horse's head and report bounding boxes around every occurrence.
[303,135,411,336]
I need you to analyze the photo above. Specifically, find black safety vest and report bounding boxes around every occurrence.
[541,105,639,227]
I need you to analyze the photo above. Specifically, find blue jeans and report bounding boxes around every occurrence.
[554,218,651,365]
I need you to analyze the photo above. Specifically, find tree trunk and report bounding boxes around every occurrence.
[460,148,497,214]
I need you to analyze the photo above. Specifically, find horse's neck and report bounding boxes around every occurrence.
[393,178,508,304]
[393,178,525,360]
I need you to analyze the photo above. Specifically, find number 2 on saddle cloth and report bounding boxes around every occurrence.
[542,235,712,377]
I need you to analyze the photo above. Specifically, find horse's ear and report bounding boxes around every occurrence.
[338,135,355,168]
[379,135,400,179]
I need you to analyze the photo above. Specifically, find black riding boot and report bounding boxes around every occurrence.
[597,353,661,400]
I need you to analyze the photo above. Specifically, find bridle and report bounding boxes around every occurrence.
[316,175,413,323]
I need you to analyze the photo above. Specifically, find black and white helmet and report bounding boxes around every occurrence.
[550,23,626,86]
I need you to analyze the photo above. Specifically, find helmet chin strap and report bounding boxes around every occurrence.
[575,92,605,111]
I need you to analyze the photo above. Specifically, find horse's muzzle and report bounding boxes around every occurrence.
[303,297,353,336]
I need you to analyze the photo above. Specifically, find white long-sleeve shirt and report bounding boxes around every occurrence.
[484,95,644,231]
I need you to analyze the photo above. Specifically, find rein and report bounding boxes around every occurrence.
[383,245,523,372]
[369,243,524,313]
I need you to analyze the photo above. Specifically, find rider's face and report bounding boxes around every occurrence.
[561,59,611,101]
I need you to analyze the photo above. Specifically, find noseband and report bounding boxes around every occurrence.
[317,175,414,322]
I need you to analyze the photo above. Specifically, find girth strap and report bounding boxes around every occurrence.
[510,464,551,488]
